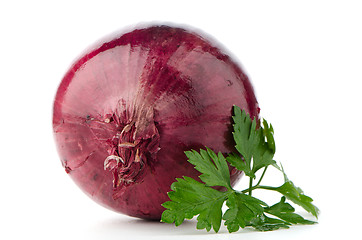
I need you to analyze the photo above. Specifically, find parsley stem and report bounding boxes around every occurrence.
[244,166,269,195]
[256,185,278,191]
[248,177,253,195]
[241,185,278,194]
[255,166,268,187]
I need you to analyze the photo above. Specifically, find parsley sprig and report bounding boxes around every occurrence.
[161,105,319,233]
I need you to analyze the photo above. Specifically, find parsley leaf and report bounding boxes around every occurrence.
[161,106,319,233]
[161,148,232,232]
[267,163,320,218]
[248,214,291,231]
[246,196,316,231]
[223,192,267,232]
[265,197,316,225]
[273,182,319,218]
[229,106,276,178]
[161,176,227,232]
[185,147,231,189]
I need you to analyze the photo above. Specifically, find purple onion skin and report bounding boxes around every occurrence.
[53,25,259,220]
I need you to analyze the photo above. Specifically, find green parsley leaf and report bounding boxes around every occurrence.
[247,196,315,231]
[262,119,276,154]
[185,147,231,189]
[265,196,316,225]
[248,214,291,231]
[230,106,276,178]
[274,182,319,218]
[270,163,320,218]
[223,192,267,232]
[161,176,227,232]
[226,153,254,178]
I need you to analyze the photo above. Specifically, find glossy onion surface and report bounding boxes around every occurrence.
[53,25,259,220]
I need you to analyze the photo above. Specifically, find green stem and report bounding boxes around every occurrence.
[248,177,253,195]
[255,166,268,187]
[256,185,278,191]
[243,166,268,195]
[241,185,278,194]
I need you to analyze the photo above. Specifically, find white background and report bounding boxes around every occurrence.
[1,0,361,239]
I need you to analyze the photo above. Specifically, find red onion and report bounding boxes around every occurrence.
[53,25,259,220]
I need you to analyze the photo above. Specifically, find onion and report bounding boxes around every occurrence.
[53,25,259,220]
